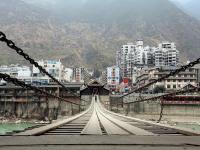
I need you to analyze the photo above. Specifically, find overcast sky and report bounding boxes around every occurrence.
[22,0,194,6]
[170,0,192,4]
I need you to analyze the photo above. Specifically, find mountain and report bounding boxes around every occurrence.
[1,0,200,70]
[171,0,200,20]
[181,0,200,20]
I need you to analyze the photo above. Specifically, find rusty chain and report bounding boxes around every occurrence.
[123,57,200,97]
[0,31,86,102]
[157,99,164,123]
[122,55,200,122]
[0,73,82,106]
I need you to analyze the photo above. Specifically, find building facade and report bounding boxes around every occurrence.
[107,66,120,91]
[116,42,135,79]
[116,40,155,79]
[155,42,179,67]
[117,41,179,81]
[72,68,85,83]
[32,60,64,84]
[136,67,198,92]
[0,65,31,78]
[99,71,107,85]
[63,68,73,82]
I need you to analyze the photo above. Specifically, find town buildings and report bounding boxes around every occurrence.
[135,67,198,92]
[99,71,107,85]
[107,66,120,91]
[0,65,31,78]
[116,42,135,78]
[72,68,85,83]
[63,68,73,82]
[116,41,179,80]
[32,60,64,84]
[0,60,91,85]
[155,42,179,67]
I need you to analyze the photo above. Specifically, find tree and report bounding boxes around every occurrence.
[153,85,166,94]
[93,68,101,78]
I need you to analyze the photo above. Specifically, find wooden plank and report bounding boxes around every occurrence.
[96,104,155,136]
[81,110,102,135]
[97,111,129,135]
[15,99,93,136]
[98,99,200,136]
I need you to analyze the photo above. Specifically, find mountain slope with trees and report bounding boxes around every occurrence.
[1,0,200,70]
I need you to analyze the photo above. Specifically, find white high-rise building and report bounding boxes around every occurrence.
[32,60,64,84]
[116,40,155,79]
[116,42,135,78]
[155,42,179,67]
[117,41,179,80]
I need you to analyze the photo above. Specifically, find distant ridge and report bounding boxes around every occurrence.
[1,0,200,70]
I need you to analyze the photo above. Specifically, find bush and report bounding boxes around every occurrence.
[153,85,166,94]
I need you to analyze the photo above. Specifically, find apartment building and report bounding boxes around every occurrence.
[0,65,31,78]
[116,40,155,79]
[72,67,85,83]
[32,60,64,84]
[99,71,107,85]
[117,41,179,81]
[63,68,73,82]
[116,42,135,78]
[155,42,179,67]
[136,67,198,92]
[107,66,120,91]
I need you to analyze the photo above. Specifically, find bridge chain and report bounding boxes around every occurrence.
[0,31,86,102]
[122,53,200,122]
[123,58,200,96]
[0,73,82,105]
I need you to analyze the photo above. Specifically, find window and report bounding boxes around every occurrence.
[189,68,194,72]
[190,75,195,78]
[173,85,176,89]
[167,85,171,89]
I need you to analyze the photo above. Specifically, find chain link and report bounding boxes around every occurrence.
[157,99,164,123]
[124,87,199,122]
[0,73,82,106]
[0,31,86,102]
[125,86,200,105]
[123,57,200,97]
[123,57,200,121]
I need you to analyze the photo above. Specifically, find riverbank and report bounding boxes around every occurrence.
[0,122,35,135]
[0,116,53,124]
[0,116,51,135]
[128,114,200,131]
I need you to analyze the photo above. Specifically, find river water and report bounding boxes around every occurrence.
[0,123,35,135]
[175,123,200,132]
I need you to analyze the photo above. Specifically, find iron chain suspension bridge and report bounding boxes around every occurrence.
[0,31,200,149]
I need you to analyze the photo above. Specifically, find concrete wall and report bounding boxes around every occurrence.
[99,95,110,110]
[124,102,200,116]
[0,97,81,121]
[110,96,200,122]
[81,95,92,110]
